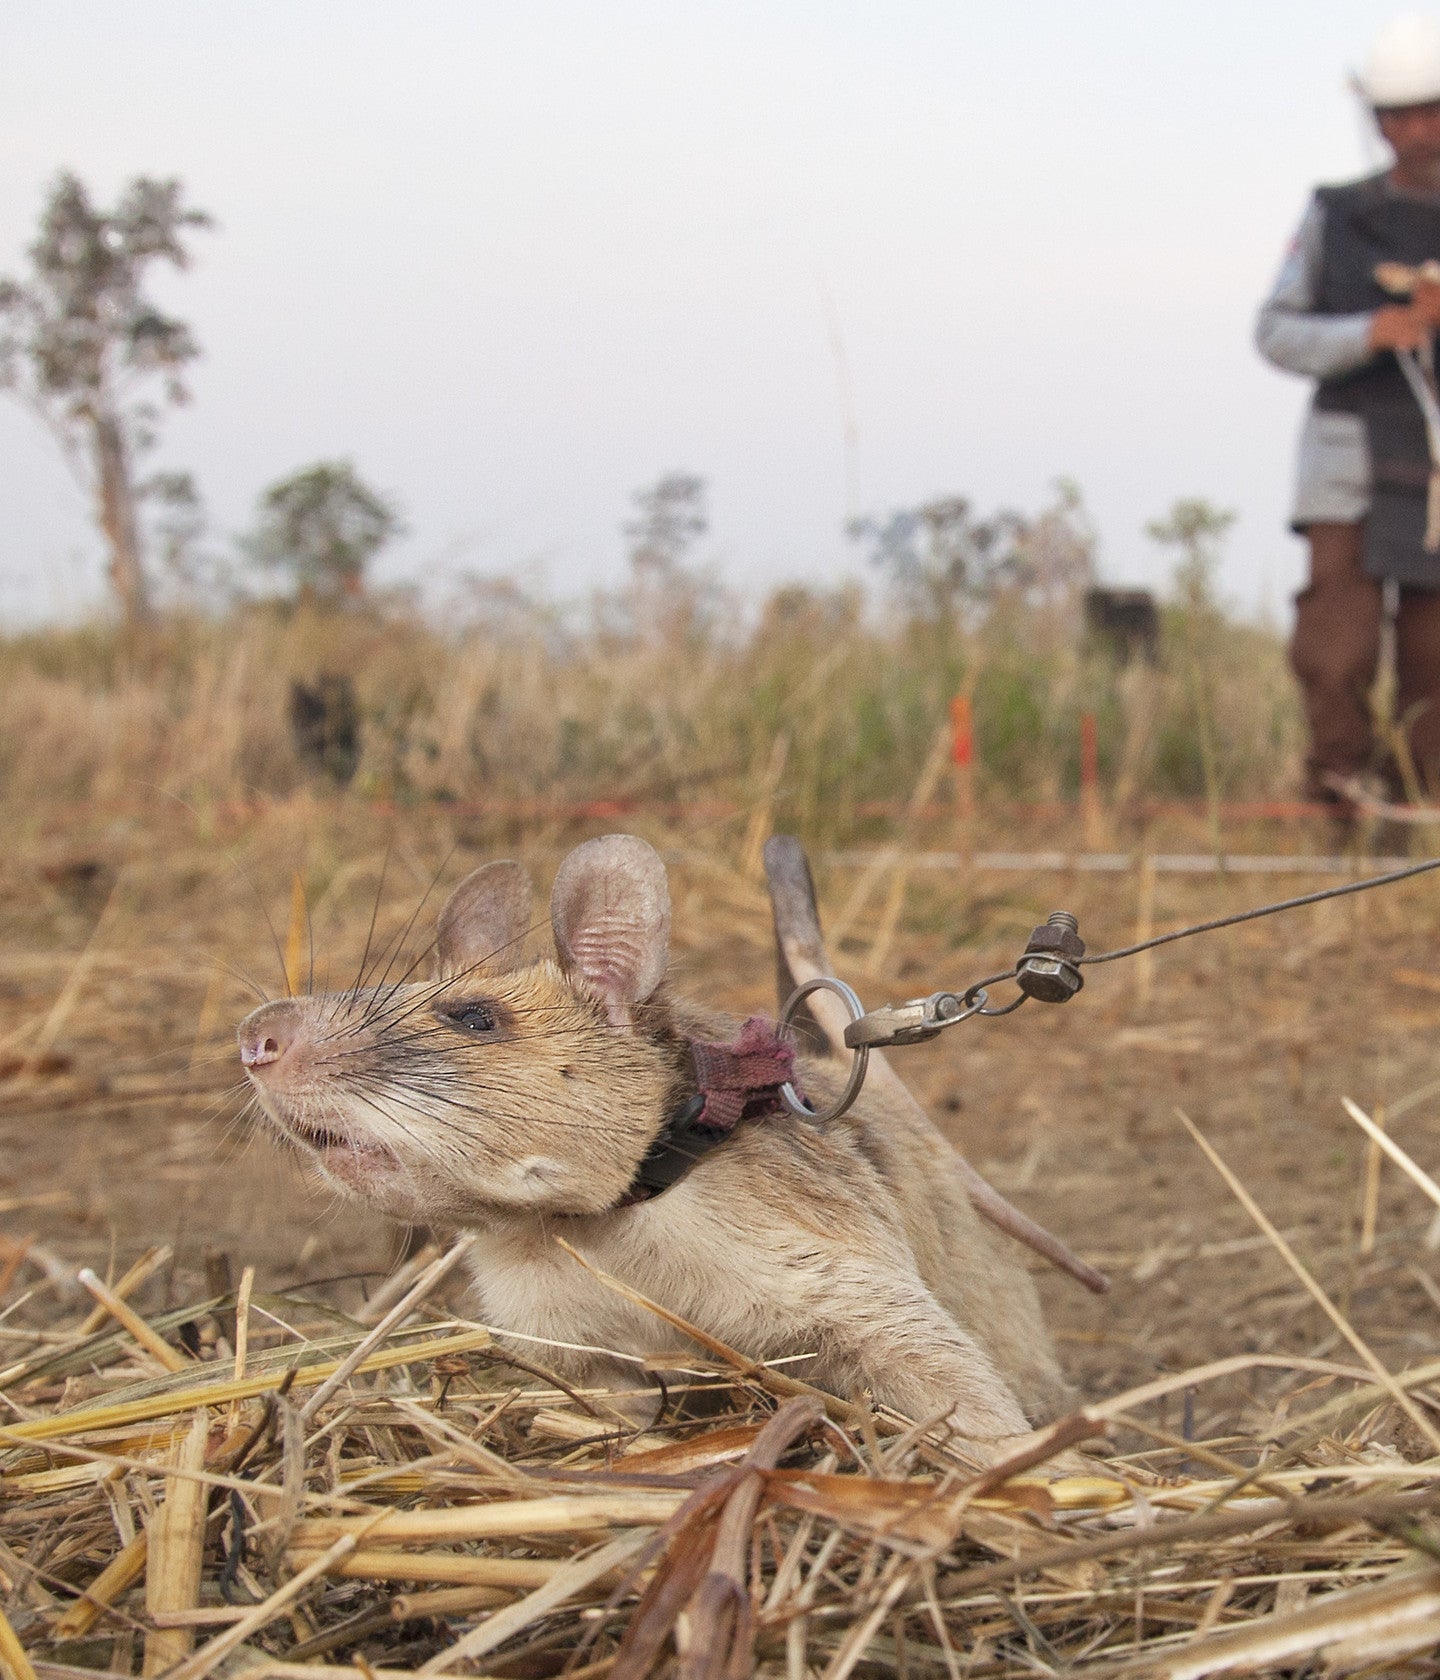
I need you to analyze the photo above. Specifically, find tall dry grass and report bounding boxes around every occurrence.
[0,580,1303,838]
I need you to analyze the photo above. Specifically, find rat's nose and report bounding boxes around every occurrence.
[240,1031,283,1068]
[238,1001,304,1070]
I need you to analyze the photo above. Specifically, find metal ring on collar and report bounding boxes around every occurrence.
[777,977,870,1123]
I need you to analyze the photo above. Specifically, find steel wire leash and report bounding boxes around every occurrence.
[778,854,1440,1123]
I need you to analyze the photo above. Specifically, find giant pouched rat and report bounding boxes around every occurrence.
[238,834,1071,1446]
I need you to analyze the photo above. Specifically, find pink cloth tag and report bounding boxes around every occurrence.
[687,1016,799,1129]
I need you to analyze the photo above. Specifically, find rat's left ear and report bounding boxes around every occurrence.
[436,861,534,978]
[550,834,670,1027]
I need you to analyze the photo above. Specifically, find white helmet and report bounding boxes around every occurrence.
[1356,13,1440,109]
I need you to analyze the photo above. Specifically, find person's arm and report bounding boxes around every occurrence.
[1254,197,1375,379]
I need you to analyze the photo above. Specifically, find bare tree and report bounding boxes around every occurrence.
[0,173,212,625]
[625,472,708,577]
[1004,479,1097,607]
[849,496,1026,624]
[1146,497,1237,844]
[852,481,1097,625]
[1145,497,1235,610]
[621,472,715,644]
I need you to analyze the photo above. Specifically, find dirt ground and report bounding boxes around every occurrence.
[4,796,1440,1438]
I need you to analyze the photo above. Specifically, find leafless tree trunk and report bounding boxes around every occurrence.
[92,411,150,625]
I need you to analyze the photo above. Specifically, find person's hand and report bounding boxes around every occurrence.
[1369,304,1435,352]
[1413,274,1440,327]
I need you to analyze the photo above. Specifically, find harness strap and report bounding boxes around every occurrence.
[621,1017,801,1203]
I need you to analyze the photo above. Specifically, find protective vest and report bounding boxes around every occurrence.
[1315,172,1440,583]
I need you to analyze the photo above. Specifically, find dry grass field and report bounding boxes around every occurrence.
[4,600,1440,1676]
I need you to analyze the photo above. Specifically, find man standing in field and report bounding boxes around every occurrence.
[1258,13,1440,814]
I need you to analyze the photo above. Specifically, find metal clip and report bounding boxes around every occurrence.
[774,911,1090,1122]
[777,977,870,1123]
[843,989,988,1049]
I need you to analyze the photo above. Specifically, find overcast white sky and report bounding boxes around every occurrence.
[0,2,1417,624]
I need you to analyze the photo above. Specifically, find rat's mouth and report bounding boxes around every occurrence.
[307,1126,353,1150]
[289,1123,399,1180]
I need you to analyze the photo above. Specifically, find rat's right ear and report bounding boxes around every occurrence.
[551,835,670,1028]
[436,861,534,979]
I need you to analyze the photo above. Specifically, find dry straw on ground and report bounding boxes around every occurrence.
[3,1213,1440,1679]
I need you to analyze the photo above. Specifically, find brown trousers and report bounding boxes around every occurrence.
[1292,521,1440,799]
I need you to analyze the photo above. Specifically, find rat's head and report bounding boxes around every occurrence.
[237,834,679,1223]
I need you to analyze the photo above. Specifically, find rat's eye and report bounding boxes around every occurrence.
[444,1002,497,1034]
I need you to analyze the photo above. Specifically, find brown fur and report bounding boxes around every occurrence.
[238,836,1069,1446]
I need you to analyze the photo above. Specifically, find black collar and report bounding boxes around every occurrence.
[613,1017,800,1205]
[621,1093,725,1202]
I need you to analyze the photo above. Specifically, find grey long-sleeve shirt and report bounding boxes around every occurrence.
[1255,196,1375,525]
[1255,198,1375,380]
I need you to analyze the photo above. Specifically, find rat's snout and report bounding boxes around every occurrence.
[238,1000,308,1072]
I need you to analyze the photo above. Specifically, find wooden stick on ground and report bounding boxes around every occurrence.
[75,1246,172,1340]
[233,1263,254,1381]
[0,1602,38,1680]
[354,1241,441,1328]
[1359,1099,1387,1257]
[142,1409,210,1677]
[290,1490,688,1549]
[77,1268,189,1375]
[52,1532,148,1641]
[416,1530,650,1675]
[389,1585,512,1621]
[288,1550,561,1588]
[1343,1096,1440,1212]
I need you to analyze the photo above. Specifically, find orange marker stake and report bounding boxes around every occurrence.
[951,694,975,861]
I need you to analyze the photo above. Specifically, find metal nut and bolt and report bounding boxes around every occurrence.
[1016,911,1086,1004]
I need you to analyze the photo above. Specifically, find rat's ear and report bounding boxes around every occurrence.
[551,835,670,1027]
[436,861,534,978]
